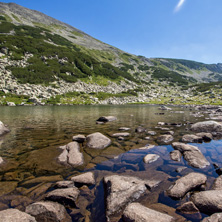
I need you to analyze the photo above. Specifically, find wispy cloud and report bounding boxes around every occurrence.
[174,0,186,13]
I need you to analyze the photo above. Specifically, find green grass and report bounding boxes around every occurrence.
[71,31,84,37]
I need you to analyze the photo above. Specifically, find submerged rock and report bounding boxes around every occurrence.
[0,209,36,222]
[26,201,71,222]
[168,172,207,199]
[86,132,111,149]
[143,154,160,164]
[103,175,149,216]
[71,172,95,186]
[122,202,175,222]
[172,142,210,168]
[96,116,117,122]
[0,121,10,136]
[191,190,222,214]
[191,121,222,133]
[45,187,80,207]
[181,134,203,143]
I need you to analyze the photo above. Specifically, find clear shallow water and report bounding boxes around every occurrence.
[0,104,221,221]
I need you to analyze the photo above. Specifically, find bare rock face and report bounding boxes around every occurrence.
[57,142,84,167]
[0,209,36,222]
[0,121,10,136]
[96,116,117,122]
[191,190,222,214]
[168,172,207,199]
[71,172,95,186]
[122,202,175,222]
[191,121,222,133]
[143,154,160,164]
[202,213,222,222]
[172,142,210,168]
[26,201,72,222]
[170,150,182,162]
[176,201,200,214]
[157,135,174,144]
[86,132,111,149]
[212,175,222,190]
[45,187,80,207]
[181,134,203,143]
[103,175,149,216]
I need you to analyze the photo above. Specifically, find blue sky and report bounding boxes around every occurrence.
[1,0,222,64]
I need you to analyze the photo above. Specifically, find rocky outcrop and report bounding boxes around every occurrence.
[168,172,207,199]
[103,175,149,216]
[45,187,79,207]
[122,202,175,222]
[57,142,84,167]
[202,213,222,222]
[26,201,72,222]
[172,142,210,168]
[143,154,160,164]
[0,121,10,136]
[191,121,222,133]
[181,134,203,143]
[191,190,222,214]
[86,132,111,149]
[0,209,36,222]
[71,172,95,186]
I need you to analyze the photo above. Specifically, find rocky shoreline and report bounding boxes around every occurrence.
[1,106,222,221]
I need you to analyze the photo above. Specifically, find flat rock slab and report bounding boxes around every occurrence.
[103,175,149,216]
[172,142,210,168]
[191,190,222,214]
[71,172,95,186]
[0,121,10,136]
[96,116,117,122]
[45,187,80,207]
[0,209,36,222]
[122,203,175,222]
[168,172,207,199]
[57,142,84,167]
[202,213,222,222]
[86,132,111,149]
[191,121,222,133]
[26,201,71,222]
[143,154,160,164]
[112,132,130,137]
[181,134,203,143]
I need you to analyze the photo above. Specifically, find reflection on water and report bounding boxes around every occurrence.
[0,104,221,221]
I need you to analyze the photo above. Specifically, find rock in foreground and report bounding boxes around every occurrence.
[122,202,175,222]
[0,209,36,222]
[168,172,207,199]
[104,175,148,216]
[202,213,222,222]
[172,142,210,168]
[191,190,222,214]
[86,132,111,149]
[26,201,72,222]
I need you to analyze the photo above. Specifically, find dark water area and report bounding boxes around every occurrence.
[0,104,221,221]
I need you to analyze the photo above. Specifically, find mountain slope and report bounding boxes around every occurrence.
[0,3,222,105]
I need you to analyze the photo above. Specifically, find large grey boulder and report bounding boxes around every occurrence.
[86,132,111,149]
[172,142,210,168]
[191,190,222,214]
[0,209,36,222]
[45,187,79,207]
[26,201,71,222]
[57,142,84,167]
[103,175,149,216]
[181,134,203,143]
[191,121,222,133]
[202,213,222,222]
[122,203,175,222]
[168,172,207,199]
[71,172,95,186]
[0,121,10,136]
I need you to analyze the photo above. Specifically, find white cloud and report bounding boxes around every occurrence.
[174,0,186,13]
